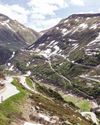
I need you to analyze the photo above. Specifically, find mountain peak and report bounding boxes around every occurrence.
[0,13,10,21]
[69,13,100,18]
[59,13,100,24]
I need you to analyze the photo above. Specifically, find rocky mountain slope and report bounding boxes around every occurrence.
[29,13,100,61]
[11,13,100,105]
[0,13,40,64]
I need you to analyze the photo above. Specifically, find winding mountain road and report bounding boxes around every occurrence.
[80,75,100,83]
[47,59,72,86]
[0,74,38,103]
[18,75,35,92]
[46,58,92,98]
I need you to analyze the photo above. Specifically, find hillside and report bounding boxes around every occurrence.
[11,13,100,104]
[0,13,40,64]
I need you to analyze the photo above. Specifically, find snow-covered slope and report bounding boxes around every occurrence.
[29,13,100,63]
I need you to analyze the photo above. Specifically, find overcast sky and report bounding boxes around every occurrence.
[0,0,100,31]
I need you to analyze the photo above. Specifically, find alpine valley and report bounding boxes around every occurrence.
[0,13,100,125]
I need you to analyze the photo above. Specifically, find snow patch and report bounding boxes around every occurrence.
[9,51,15,60]
[35,48,41,53]
[54,45,60,52]
[59,63,63,66]
[68,24,70,27]
[56,27,59,30]
[47,40,56,46]
[91,101,98,108]
[39,43,45,47]
[7,63,11,66]
[86,17,90,20]
[64,19,69,23]
[87,33,100,46]
[72,43,78,47]
[38,113,50,122]
[78,23,88,29]
[1,20,15,32]
[41,48,51,58]
[26,71,31,76]
[62,30,71,36]
[85,49,100,56]
[26,62,31,67]
[9,65,14,71]
[90,24,97,30]
[61,28,67,34]
[75,19,79,22]
[68,38,77,42]
[51,41,58,46]
[40,45,61,58]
